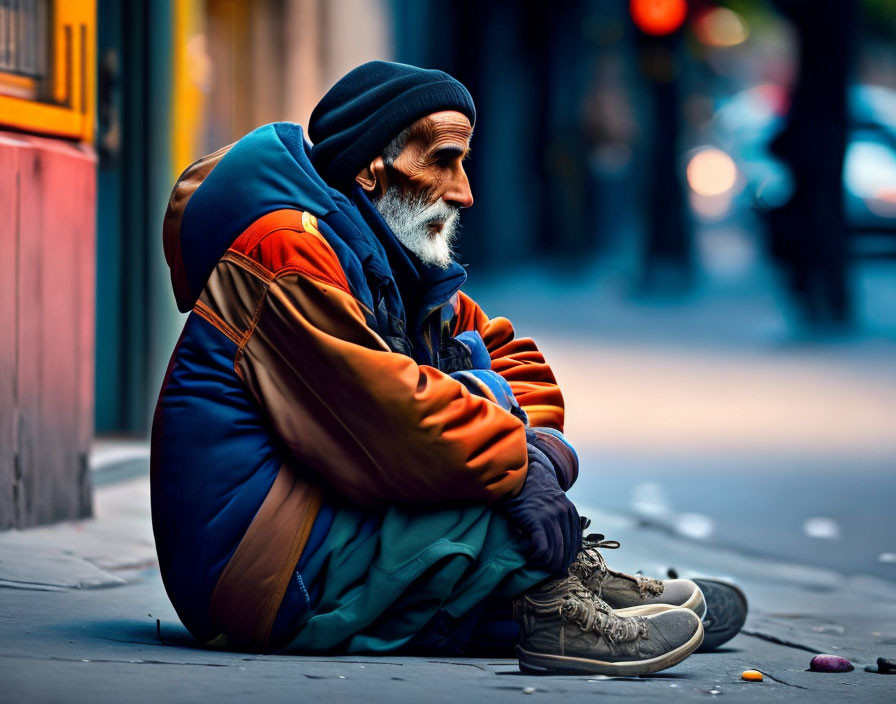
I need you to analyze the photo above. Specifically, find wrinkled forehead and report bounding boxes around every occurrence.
[408,110,473,148]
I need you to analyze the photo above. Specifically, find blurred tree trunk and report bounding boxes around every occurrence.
[768,0,857,328]
[635,24,692,292]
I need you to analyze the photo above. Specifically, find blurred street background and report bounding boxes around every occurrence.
[1,0,896,701]
[79,0,896,583]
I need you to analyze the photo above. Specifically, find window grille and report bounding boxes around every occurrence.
[0,0,49,80]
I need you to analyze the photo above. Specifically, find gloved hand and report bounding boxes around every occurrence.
[453,330,492,370]
[451,330,528,424]
[500,442,581,574]
[526,427,579,491]
[451,368,528,424]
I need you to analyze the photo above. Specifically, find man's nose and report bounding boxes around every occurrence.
[444,167,474,209]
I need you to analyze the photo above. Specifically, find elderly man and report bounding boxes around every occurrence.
[152,61,705,675]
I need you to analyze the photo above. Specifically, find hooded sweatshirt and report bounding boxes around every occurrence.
[151,122,565,651]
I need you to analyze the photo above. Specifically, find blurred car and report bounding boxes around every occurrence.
[688,83,896,256]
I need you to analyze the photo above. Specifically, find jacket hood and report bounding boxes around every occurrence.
[163,123,340,312]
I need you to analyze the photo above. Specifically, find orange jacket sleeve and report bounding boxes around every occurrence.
[198,210,528,506]
[452,291,565,431]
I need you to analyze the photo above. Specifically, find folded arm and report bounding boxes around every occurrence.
[198,211,528,507]
[452,291,565,431]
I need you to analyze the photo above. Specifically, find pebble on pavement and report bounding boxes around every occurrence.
[864,657,896,674]
[809,654,854,672]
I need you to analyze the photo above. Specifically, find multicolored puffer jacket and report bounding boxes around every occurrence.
[151,122,565,652]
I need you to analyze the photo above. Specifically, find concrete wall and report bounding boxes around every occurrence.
[0,132,95,528]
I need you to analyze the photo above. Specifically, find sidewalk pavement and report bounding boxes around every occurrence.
[1,464,894,704]
[4,259,895,702]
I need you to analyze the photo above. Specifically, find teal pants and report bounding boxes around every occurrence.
[285,501,550,654]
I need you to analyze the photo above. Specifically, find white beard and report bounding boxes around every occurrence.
[373,186,460,269]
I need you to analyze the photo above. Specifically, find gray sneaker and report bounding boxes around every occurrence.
[514,574,704,675]
[571,530,706,618]
[693,578,748,652]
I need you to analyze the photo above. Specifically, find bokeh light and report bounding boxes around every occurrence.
[694,7,750,48]
[687,148,738,196]
[867,188,896,218]
[845,140,896,199]
[690,191,733,220]
[629,0,688,36]
[755,171,794,209]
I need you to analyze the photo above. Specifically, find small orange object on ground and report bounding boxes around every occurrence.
[741,670,763,681]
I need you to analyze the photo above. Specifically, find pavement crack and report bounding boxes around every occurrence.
[0,653,231,667]
[741,629,818,654]
[99,638,162,646]
[426,660,487,671]
[757,670,809,690]
[284,659,404,666]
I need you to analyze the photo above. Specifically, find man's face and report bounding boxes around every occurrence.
[385,110,474,210]
[367,111,474,268]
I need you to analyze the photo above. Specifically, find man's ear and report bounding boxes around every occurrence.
[355,156,389,197]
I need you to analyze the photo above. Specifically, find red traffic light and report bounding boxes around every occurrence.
[630,0,688,36]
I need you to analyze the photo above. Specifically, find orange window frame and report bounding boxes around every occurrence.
[0,0,96,143]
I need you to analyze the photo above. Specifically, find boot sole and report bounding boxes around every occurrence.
[516,620,704,676]
[615,603,679,617]
[683,586,707,620]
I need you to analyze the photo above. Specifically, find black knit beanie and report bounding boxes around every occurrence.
[309,61,476,187]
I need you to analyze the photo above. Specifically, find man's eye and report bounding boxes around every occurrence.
[433,149,464,166]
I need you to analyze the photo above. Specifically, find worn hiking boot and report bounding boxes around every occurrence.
[514,574,703,675]
[570,524,706,618]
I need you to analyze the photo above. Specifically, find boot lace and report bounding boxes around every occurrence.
[571,517,664,599]
[558,580,649,644]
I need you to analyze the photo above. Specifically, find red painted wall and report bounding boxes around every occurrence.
[0,131,96,528]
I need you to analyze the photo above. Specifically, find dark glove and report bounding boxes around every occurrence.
[500,442,581,574]
[526,427,579,491]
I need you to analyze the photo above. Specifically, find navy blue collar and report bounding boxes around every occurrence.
[349,186,466,327]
